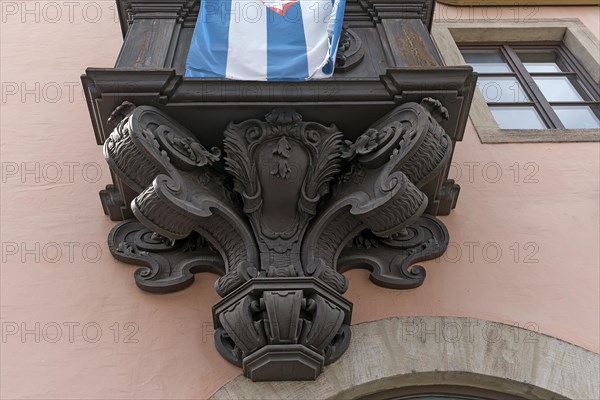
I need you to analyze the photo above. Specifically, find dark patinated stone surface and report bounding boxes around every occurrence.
[103,102,453,380]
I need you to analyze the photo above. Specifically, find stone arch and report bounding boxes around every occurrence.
[210,316,599,400]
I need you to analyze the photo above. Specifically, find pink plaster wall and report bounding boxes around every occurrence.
[1,3,598,399]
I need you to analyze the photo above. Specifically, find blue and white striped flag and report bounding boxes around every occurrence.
[185,0,346,81]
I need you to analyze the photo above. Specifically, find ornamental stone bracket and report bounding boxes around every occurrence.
[103,98,453,381]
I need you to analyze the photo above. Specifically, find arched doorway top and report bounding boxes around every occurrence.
[210,316,599,400]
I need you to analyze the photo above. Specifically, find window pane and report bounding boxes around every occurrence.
[489,106,547,129]
[553,106,600,129]
[477,77,530,103]
[516,50,567,73]
[461,50,511,73]
[532,76,586,102]
[523,63,561,73]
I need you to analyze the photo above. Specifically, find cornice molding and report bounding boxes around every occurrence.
[116,0,198,37]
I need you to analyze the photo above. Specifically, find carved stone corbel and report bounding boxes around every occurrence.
[104,100,452,381]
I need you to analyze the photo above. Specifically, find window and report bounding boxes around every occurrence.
[460,43,600,130]
[431,19,600,143]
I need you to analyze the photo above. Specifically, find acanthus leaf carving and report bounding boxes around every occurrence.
[223,109,343,278]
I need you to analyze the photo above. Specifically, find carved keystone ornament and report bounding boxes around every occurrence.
[105,99,452,381]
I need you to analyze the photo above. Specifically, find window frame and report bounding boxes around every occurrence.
[431,19,600,143]
[458,42,600,130]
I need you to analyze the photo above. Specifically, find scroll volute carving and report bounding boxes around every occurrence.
[104,106,259,291]
[302,100,452,288]
[335,27,365,73]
